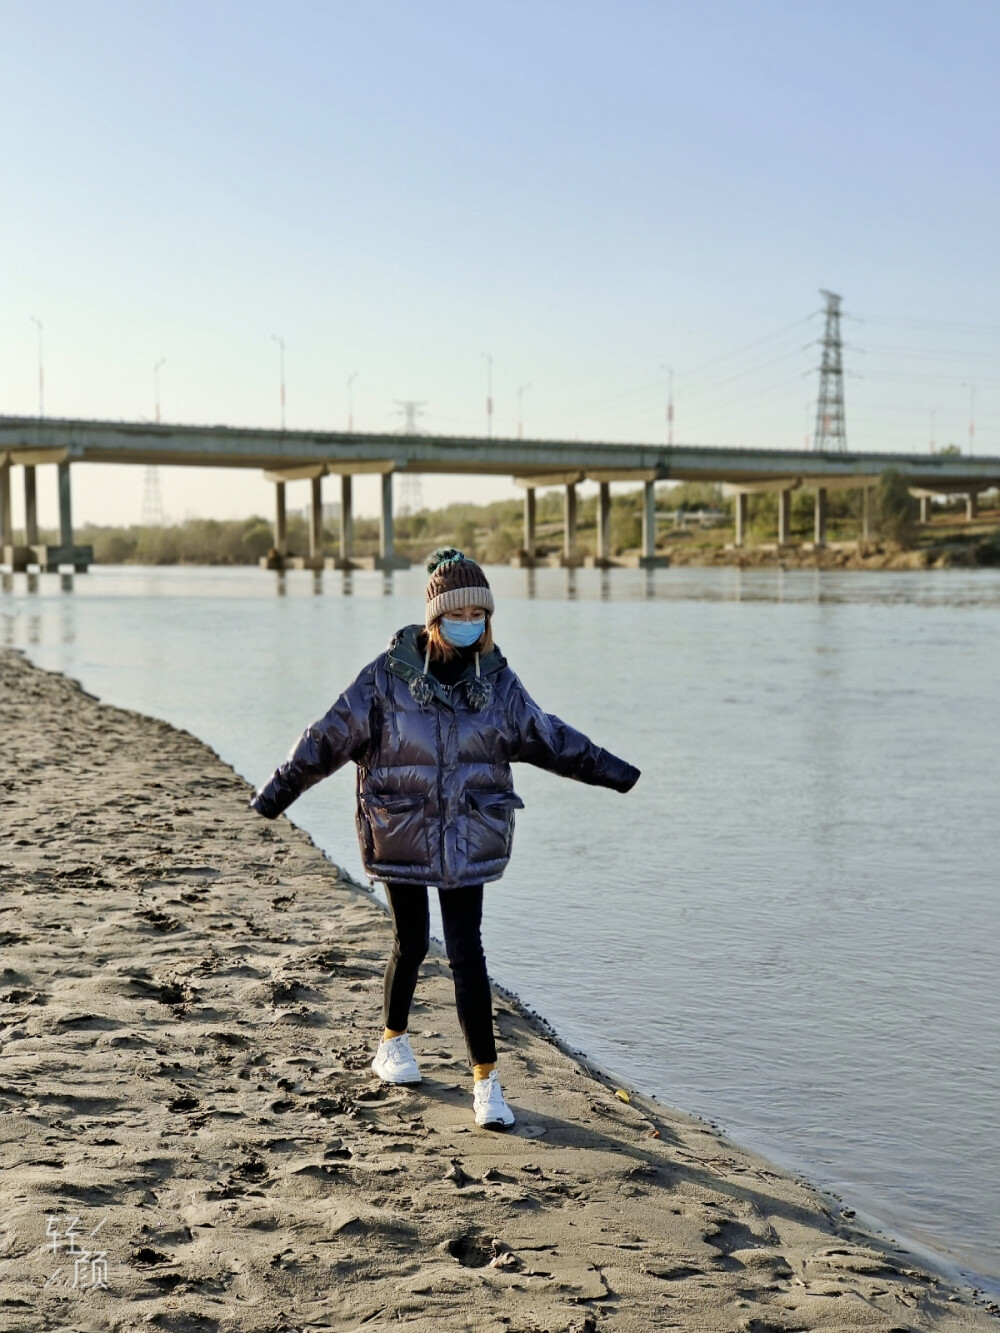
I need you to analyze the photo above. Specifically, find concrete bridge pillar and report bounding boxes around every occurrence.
[310,475,323,560]
[861,486,871,540]
[24,466,38,544]
[273,482,287,556]
[734,491,748,547]
[642,479,656,560]
[1,462,39,572]
[380,471,394,562]
[778,488,791,545]
[523,486,536,560]
[814,487,828,546]
[966,491,979,521]
[563,482,577,563]
[58,461,74,549]
[919,494,933,524]
[40,459,90,572]
[340,474,353,564]
[0,463,11,549]
[596,481,611,564]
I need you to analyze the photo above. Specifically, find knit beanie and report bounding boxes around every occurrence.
[424,548,495,628]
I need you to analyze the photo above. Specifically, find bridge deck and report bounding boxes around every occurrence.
[2,416,1000,490]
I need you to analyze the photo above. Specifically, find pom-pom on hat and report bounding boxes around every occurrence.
[424,548,495,628]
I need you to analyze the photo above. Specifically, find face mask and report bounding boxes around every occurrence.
[440,616,486,648]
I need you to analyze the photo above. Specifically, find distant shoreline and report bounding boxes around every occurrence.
[662,533,1000,570]
[11,484,998,573]
[7,534,996,573]
[7,529,1000,574]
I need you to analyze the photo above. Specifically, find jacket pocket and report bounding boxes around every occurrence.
[466,790,524,863]
[362,793,429,866]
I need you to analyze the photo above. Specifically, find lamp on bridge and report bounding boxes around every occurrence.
[481,351,493,439]
[271,334,286,431]
[30,316,44,419]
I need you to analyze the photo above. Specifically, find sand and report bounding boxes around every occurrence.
[0,646,995,1333]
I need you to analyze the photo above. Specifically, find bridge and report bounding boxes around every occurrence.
[2,414,999,572]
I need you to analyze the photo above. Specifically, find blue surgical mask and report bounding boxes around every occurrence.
[440,616,486,648]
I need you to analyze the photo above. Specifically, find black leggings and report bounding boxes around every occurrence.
[382,882,497,1067]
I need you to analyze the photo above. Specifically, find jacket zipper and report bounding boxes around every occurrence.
[435,702,446,880]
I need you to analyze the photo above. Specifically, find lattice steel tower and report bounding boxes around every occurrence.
[142,467,165,526]
[393,400,426,515]
[394,400,427,435]
[813,290,847,451]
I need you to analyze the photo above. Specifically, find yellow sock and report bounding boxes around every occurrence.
[383,1027,407,1041]
[473,1061,496,1083]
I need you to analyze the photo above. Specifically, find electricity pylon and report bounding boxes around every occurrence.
[394,400,427,435]
[813,290,848,452]
[397,473,424,516]
[393,401,426,515]
[142,468,165,526]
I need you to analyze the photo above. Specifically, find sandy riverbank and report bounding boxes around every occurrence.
[662,534,1000,571]
[1,647,996,1332]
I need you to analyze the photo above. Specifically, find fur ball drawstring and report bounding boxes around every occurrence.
[409,643,434,707]
[465,651,492,712]
[410,642,492,711]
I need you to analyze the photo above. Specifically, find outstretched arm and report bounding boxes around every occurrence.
[507,675,640,792]
[250,665,378,819]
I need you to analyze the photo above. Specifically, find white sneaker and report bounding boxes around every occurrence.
[371,1033,422,1085]
[473,1069,515,1130]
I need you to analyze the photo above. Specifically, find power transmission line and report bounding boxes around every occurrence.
[678,341,814,406]
[851,343,1000,361]
[847,313,1000,336]
[526,315,820,428]
[679,311,820,379]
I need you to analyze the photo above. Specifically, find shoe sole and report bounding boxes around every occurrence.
[477,1119,514,1131]
[371,1063,422,1085]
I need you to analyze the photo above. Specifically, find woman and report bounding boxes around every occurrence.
[250,548,640,1130]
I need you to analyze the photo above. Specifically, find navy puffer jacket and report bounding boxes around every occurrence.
[251,624,640,890]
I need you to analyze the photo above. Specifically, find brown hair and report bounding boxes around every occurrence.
[421,613,494,662]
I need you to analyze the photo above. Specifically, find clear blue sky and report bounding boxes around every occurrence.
[2,0,998,526]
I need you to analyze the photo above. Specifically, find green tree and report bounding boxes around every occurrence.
[666,481,727,512]
[482,524,519,565]
[85,526,138,563]
[241,520,275,560]
[455,519,478,558]
[871,468,919,545]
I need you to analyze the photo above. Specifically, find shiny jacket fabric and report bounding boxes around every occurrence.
[251,624,640,890]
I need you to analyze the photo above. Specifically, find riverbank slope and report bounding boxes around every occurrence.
[1,647,995,1332]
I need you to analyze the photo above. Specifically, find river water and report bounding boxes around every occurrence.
[2,563,998,1291]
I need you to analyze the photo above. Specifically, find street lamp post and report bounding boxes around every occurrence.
[962,383,976,454]
[272,335,286,430]
[347,372,358,432]
[481,351,493,439]
[31,317,44,418]
[661,363,673,446]
[517,383,531,440]
[154,359,166,423]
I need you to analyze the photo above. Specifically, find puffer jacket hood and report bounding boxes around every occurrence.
[252,624,640,890]
[384,621,504,711]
